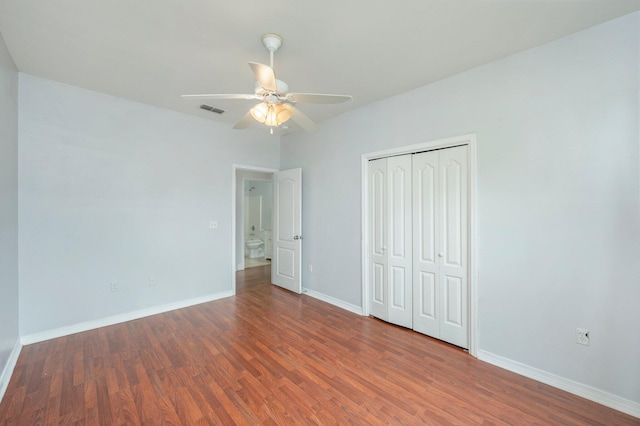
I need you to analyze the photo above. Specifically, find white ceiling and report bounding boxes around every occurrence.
[1,0,638,132]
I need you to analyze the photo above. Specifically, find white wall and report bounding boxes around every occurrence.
[245,180,272,231]
[0,32,19,394]
[280,13,640,404]
[18,75,280,336]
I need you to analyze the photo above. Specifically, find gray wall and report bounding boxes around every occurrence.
[0,32,19,389]
[18,75,280,336]
[280,13,640,403]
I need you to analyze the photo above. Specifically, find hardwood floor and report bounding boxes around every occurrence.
[1,265,637,425]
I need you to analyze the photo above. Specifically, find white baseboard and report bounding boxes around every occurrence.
[0,339,22,404]
[20,290,234,345]
[302,287,363,315]
[478,350,640,419]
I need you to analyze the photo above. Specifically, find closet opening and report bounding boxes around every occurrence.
[360,134,478,356]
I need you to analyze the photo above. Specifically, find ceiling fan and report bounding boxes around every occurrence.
[182,33,353,132]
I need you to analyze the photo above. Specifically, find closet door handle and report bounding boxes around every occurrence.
[294,235,302,240]
[438,253,443,257]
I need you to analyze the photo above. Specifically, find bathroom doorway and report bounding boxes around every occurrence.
[235,168,275,272]
[244,180,273,268]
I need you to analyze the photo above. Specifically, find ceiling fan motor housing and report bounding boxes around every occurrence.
[254,80,289,98]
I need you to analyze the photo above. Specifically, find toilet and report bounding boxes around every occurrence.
[245,239,265,258]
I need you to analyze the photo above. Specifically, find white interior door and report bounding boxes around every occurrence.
[272,168,302,293]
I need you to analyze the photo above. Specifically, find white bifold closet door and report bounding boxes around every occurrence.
[412,146,468,348]
[368,155,413,328]
[368,145,468,349]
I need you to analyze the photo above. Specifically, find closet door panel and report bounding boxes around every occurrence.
[417,271,437,320]
[439,146,468,348]
[372,263,385,305]
[387,155,412,328]
[442,158,463,267]
[391,266,407,310]
[412,151,440,336]
[368,159,388,321]
[444,275,463,327]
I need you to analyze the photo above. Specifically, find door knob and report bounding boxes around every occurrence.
[294,235,302,240]
[438,253,443,257]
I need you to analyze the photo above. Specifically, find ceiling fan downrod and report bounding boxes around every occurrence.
[261,33,282,69]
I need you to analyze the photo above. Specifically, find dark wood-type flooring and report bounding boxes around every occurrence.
[1,265,637,425]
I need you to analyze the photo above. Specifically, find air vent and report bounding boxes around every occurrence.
[199,104,225,114]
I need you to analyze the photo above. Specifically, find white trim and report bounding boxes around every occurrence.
[303,288,363,316]
[468,136,479,357]
[231,164,278,294]
[238,177,247,272]
[20,291,233,345]
[360,154,369,316]
[0,339,22,404]
[364,133,477,160]
[361,133,479,357]
[478,350,640,419]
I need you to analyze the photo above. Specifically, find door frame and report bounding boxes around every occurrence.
[360,134,479,357]
[232,164,279,295]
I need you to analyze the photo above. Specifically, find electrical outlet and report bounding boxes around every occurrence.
[308,264,313,272]
[576,328,590,346]
[209,221,218,229]
[110,281,119,293]
[148,276,157,287]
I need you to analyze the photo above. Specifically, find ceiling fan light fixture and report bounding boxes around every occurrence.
[250,103,291,127]
[182,32,351,133]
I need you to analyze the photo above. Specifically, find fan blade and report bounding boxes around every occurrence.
[181,94,260,100]
[286,93,353,104]
[233,111,254,129]
[287,105,317,132]
[249,62,277,92]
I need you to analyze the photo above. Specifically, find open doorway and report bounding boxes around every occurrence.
[243,178,273,268]
[232,166,277,285]
[232,164,303,296]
